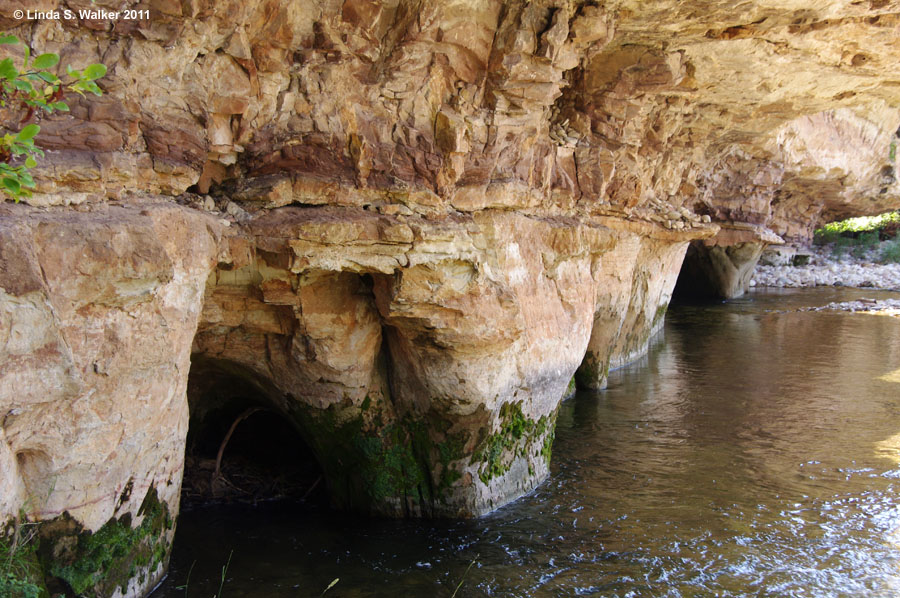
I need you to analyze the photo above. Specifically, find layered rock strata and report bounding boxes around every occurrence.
[1,0,900,596]
[195,206,704,516]
[0,197,704,597]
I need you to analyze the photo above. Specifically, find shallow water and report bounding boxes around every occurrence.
[152,287,900,598]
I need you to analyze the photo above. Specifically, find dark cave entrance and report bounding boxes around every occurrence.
[181,356,326,509]
[671,241,764,302]
[671,241,724,303]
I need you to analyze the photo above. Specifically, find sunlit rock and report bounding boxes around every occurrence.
[1,0,900,595]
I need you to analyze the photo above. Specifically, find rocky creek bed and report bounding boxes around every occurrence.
[752,247,900,290]
[751,246,900,315]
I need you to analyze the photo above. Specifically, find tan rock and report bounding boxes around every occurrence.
[2,1,900,594]
[0,201,221,598]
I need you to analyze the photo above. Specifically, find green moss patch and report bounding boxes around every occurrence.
[289,395,486,515]
[653,303,668,328]
[40,487,173,597]
[470,402,556,485]
[290,399,430,514]
[576,352,608,389]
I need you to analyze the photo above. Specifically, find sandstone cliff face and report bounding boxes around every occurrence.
[1,0,896,235]
[194,207,697,516]
[1,1,900,596]
[0,202,220,596]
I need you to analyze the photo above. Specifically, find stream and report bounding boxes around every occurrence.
[152,287,900,597]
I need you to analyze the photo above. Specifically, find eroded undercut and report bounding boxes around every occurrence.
[182,357,325,507]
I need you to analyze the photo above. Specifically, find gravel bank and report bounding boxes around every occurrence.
[752,246,900,291]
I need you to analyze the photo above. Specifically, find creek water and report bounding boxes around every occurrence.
[152,287,900,598]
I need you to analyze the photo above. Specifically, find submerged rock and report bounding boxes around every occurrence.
[1,0,900,596]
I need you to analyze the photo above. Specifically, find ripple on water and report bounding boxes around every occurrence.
[152,288,900,598]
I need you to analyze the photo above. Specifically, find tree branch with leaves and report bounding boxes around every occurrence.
[0,34,106,201]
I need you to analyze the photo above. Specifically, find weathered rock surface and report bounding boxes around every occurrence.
[1,0,900,596]
[194,207,702,516]
[0,201,221,597]
[676,223,784,299]
[0,0,896,236]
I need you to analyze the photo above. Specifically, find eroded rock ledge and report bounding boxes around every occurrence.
[2,0,900,596]
[1,197,701,595]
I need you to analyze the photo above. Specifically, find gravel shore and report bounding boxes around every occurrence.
[751,246,900,291]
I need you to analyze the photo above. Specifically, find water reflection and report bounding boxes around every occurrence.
[153,288,900,598]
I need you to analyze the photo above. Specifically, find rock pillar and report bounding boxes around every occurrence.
[674,225,783,300]
[0,202,219,598]
[576,226,689,390]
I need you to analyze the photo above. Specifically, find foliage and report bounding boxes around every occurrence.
[850,231,880,259]
[321,577,340,596]
[0,516,44,598]
[48,487,172,596]
[0,34,106,201]
[813,210,900,245]
[829,235,852,258]
[880,237,900,264]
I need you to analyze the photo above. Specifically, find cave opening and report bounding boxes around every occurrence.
[672,241,764,302]
[671,242,723,303]
[181,356,326,510]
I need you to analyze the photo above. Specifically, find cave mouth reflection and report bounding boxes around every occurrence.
[182,357,325,509]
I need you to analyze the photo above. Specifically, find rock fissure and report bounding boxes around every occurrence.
[3,0,900,595]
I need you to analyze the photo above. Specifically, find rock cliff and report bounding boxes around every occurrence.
[1,1,899,596]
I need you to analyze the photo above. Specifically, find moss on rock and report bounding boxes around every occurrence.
[470,402,557,485]
[24,486,175,598]
[289,399,432,515]
[290,395,489,516]
[576,351,608,389]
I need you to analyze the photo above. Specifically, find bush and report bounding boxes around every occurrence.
[880,238,900,264]
[0,518,43,598]
[813,227,842,245]
[0,34,106,201]
[850,231,879,259]
[814,211,900,242]
[831,235,852,258]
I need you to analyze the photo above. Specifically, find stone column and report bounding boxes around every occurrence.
[674,225,783,300]
[0,202,219,598]
[577,231,689,389]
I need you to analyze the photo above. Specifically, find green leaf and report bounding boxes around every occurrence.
[50,101,68,111]
[16,124,40,142]
[66,65,80,78]
[0,58,17,81]
[19,172,35,187]
[22,45,29,68]
[31,53,60,70]
[11,140,36,155]
[82,63,107,81]
[24,155,37,168]
[0,35,19,45]
[322,578,340,595]
[85,81,102,96]
[2,176,21,194]
[36,71,59,84]
[12,79,34,93]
